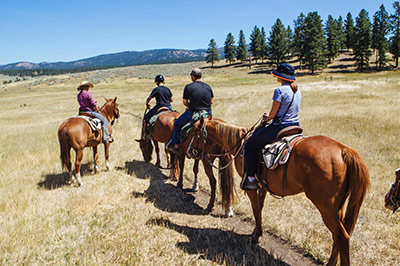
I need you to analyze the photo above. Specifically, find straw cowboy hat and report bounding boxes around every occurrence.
[77,81,94,90]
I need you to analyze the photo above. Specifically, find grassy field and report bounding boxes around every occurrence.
[1,59,400,265]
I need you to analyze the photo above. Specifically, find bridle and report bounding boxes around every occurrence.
[187,116,264,171]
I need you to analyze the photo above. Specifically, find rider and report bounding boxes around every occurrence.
[143,74,173,138]
[241,63,301,190]
[167,68,214,153]
[77,81,114,143]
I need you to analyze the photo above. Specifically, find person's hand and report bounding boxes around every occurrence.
[262,112,268,121]
[146,104,150,109]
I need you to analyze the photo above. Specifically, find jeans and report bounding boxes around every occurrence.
[244,122,299,177]
[82,111,110,140]
[144,105,172,134]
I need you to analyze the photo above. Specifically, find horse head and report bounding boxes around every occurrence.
[101,97,120,124]
[136,138,153,163]
[185,116,214,159]
[385,168,400,213]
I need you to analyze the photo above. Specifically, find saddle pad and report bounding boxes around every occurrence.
[72,116,102,131]
[262,134,304,169]
[146,110,170,132]
[179,110,210,142]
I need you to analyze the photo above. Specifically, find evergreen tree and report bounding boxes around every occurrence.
[268,18,291,66]
[353,9,372,70]
[206,39,220,68]
[325,15,340,63]
[224,33,236,64]
[236,30,248,63]
[260,27,268,61]
[303,11,327,73]
[390,1,400,67]
[287,26,294,57]
[344,12,355,51]
[249,25,262,62]
[372,4,389,70]
[337,16,346,51]
[293,13,306,69]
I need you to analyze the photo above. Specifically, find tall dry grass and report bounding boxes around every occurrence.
[0,61,400,265]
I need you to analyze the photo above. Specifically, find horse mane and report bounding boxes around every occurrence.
[214,121,248,152]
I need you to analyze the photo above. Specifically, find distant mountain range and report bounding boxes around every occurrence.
[0,48,212,70]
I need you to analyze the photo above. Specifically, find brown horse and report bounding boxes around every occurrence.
[189,117,370,266]
[385,168,400,212]
[137,110,235,216]
[58,97,119,186]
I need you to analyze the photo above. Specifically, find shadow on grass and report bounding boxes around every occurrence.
[38,163,92,190]
[119,159,206,215]
[147,217,289,266]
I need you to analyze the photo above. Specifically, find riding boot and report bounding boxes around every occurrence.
[240,172,259,190]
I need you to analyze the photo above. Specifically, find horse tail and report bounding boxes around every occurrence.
[342,147,370,236]
[58,126,71,171]
[218,151,235,211]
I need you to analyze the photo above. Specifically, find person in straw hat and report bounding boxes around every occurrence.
[241,63,301,190]
[77,81,113,143]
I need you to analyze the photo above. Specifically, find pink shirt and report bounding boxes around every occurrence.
[77,90,97,111]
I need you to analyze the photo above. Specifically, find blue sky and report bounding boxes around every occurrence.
[0,0,396,65]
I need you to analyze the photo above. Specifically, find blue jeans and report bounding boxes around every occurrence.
[83,111,110,140]
[144,105,172,133]
[244,122,299,177]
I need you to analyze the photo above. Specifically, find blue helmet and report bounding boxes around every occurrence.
[155,75,164,83]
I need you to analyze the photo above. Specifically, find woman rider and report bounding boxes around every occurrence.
[77,81,114,143]
[143,74,173,138]
[241,63,301,190]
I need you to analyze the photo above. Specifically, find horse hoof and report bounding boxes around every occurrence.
[225,208,234,217]
[177,182,183,189]
[191,184,199,192]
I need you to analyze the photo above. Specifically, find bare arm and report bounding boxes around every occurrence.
[263,100,280,122]
[183,98,189,108]
[210,97,213,105]
[145,96,152,107]
[170,96,173,103]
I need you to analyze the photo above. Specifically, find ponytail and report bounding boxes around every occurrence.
[289,80,298,93]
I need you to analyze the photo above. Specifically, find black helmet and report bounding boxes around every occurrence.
[155,74,164,83]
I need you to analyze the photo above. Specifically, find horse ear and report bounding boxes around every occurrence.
[113,97,118,103]
[199,116,205,128]
[104,97,109,102]
[135,139,141,142]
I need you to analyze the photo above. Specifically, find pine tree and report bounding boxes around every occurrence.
[249,26,262,62]
[268,18,291,66]
[353,9,372,71]
[344,12,355,51]
[372,4,389,70]
[303,12,327,73]
[206,39,220,68]
[236,30,248,63]
[260,27,268,62]
[390,1,400,68]
[293,13,306,69]
[224,33,236,65]
[287,26,294,57]
[325,15,340,63]
[337,16,346,51]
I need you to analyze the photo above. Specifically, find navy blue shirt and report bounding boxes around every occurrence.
[183,81,214,112]
[150,85,173,107]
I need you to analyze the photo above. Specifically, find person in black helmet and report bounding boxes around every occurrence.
[143,74,173,137]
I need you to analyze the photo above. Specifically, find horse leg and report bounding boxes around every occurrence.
[93,146,99,173]
[176,153,185,189]
[153,140,161,167]
[246,189,263,243]
[104,143,110,170]
[165,145,171,168]
[192,159,199,192]
[169,152,177,180]
[203,161,217,213]
[74,149,84,186]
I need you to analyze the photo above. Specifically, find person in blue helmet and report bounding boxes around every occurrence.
[143,74,173,137]
[167,68,213,153]
[241,63,301,190]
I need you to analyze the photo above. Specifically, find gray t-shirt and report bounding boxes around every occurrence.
[272,84,301,125]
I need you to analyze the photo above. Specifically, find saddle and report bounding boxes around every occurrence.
[146,107,173,132]
[179,110,211,142]
[73,115,102,132]
[261,126,304,169]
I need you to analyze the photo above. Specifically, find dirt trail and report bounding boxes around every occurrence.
[174,176,322,266]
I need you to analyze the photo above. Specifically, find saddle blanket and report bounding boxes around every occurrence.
[262,134,304,169]
[146,109,171,132]
[179,110,210,142]
[72,115,102,131]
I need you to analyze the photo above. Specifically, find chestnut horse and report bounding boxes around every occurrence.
[385,168,400,212]
[58,97,119,186]
[137,110,235,216]
[189,117,370,266]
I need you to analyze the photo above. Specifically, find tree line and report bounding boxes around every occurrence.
[206,1,400,73]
